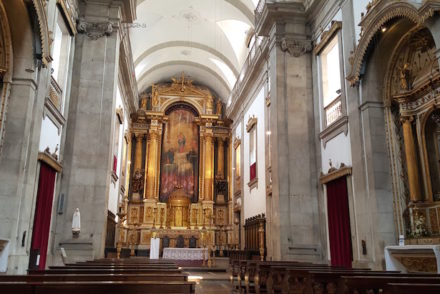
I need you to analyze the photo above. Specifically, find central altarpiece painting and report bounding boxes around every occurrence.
[117,74,232,255]
[160,105,199,203]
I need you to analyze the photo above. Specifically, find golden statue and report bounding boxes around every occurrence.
[152,84,159,107]
[207,93,213,112]
[216,100,222,117]
[140,94,148,110]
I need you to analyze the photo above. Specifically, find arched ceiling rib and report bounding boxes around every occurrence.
[134,41,239,76]
[137,61,231,99]
[131,0,256,101]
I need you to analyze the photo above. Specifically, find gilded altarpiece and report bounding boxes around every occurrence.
[119,74,232,256]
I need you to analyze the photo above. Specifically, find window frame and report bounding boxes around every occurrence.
[314,21,348,147]
[246,115,258,190]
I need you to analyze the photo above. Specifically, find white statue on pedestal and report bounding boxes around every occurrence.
[72,208,81,238]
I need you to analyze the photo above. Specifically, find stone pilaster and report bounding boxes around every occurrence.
[55,0,128,260]
[263,4,320,262]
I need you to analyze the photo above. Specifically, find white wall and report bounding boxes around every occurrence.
[107,87,129,215]
[243,87,266,220]
[321,131,352,173]
[38,117,61,153]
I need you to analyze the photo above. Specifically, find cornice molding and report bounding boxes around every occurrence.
[38,152,63,173]
[320,164,352,184]
[246,115,257,132]
[255,1,306,37]
[313,21,342,55]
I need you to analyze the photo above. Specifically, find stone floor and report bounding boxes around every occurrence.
[185,270,234,293]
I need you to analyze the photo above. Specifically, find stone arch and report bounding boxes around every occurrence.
[347,1,438,86]
[0,1,13,152]
[30,0,52,66]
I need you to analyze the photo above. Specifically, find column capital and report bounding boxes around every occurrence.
[279,37,312,57]
[77,19,116,40]
[135,133,145,140]
[400,116,414,124]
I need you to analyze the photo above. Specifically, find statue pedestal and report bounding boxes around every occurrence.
[58,239,94,264]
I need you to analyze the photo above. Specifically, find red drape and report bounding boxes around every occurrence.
[31,162,57,270]
[326,176,352,268]
[250,162,256,181]
[113,155,117,173]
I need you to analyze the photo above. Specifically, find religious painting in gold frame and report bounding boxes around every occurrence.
[160,104,199,202]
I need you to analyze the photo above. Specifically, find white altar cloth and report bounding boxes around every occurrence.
[150,238,160,259]
[163,248,207,260]
[385,245,440,273]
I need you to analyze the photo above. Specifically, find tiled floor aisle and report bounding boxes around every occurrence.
[185,271,234,294]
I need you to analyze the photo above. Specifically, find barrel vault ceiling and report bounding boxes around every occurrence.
[131,0,258,100]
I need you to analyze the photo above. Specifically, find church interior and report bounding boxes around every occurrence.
[1,0,440,293]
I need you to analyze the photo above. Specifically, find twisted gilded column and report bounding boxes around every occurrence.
[217,137,225,180]
[146,129,159,199]
[134,133,143,172]
[401,116,422,202]
[204,132,214,201]
[131,133,144,200]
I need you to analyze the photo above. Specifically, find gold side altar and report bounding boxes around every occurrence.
[117,73,232,258]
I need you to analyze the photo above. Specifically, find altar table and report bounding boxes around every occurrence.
[162,248,208,260]
[385,245,440,273]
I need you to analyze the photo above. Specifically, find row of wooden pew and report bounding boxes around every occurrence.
[0,258,195,293]
[229,258,440,294]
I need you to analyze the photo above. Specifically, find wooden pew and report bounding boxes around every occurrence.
[0,273,188,282]
[28,268,183,275]
[340,275,440,294]
[0,281,196,293]
[384,282,440,294]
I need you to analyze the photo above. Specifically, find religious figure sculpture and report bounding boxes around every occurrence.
[216,100,222,117]
[152,84,159,107]
[72,208,81,238]
[140,94,148,110]
[131,170,144,194]
[399,63,411,91]
[206,93,213,112]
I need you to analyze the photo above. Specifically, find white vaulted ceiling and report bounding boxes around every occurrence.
[131,0,257,100]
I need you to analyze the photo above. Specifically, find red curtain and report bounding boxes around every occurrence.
[113,155,117,173]
[250,162,256,181]
[31,162,57,270]
[327,176,352,268]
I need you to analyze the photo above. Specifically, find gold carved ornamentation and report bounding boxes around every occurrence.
[246,115,257,133]
[31,0,53,65]
[56,0,78,35]
[398,256,437,273]
[347,1,438,86]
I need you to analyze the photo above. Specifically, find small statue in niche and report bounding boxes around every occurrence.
[399,62,412,91]
[216,100,222,117]
[206,93,213,112]
[72,208,81,238]
[413,211,428,237]
[140,94,148,110]
[152,84,159,108]
[131,170,144,194]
